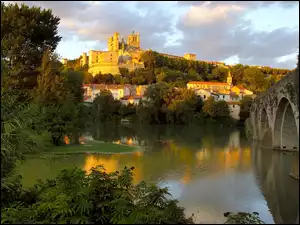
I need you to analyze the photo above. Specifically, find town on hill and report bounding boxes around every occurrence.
[61,31,291,121]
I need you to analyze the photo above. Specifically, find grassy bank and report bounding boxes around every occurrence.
[43,140,141,155]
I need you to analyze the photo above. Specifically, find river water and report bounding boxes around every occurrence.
[17,125,299,224]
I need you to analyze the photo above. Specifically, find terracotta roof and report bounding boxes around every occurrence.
[84,95,92,100]
[89,84,126,90]
[227,101,240,105]
[121,95,143,100]
[188,81,229,86]
[237,85,246,90]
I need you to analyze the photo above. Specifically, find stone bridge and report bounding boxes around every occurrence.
[250,69,299,151]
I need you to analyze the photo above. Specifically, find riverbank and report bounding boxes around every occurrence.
[41,140,142,155]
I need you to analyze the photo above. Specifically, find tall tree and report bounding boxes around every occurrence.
[34,49,68,104]
[1,2,61,90]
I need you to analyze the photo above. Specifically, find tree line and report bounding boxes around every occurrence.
[80,49,292,94]
[90,83,239,126]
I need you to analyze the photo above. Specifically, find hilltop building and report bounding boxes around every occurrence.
[65,31,223,76]
[79,31,145,76]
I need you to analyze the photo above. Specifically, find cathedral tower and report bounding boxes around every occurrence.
[127,31,140,49]
[113,32,119,51]
[108,36,113,51]
[81,52,87,66]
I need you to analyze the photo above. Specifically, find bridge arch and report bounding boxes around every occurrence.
[273,97,298,150]
[251,112,259,140]
[258,107,273,147]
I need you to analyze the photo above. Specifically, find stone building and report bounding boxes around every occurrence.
[187,70,253,120]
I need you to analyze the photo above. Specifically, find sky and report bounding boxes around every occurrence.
[4,1,299,69]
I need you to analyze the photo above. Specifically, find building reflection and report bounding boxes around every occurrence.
[83,154,143,184]
[180,166,191,184]
[252,145,299,224]
[84,129,252,189]
[113,136,140,146]
[83,155,118,174]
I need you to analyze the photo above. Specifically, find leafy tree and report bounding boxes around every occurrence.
[62,70,85,102]
[209,67,228,82]
[1,2,61,90]
[214,100,230,118]
[203,97,229,119]
[203,96,216,117]
[91,90,122,123]
[243,67,268,94]
[1,166,194,224]
[1,88,52,206]
[33,49,69,104]
[230,64,245,85]
[239,96,253,122]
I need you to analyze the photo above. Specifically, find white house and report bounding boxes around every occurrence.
[194,89,217,100]
[227,101,241,120]
[83,84,132,102]
[120,95,143,105]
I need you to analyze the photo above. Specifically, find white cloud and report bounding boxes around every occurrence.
[182,4,244,26]
[3,1,299,69]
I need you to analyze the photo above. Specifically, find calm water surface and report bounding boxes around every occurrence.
[17,125,299,224]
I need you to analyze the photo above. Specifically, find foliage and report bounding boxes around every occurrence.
[33,49,69,104]
[61,69,85,102]
[224,212,264,224]
[1,88,52,206]
[1,166,194,224]
[239,96,253,122]
[136,83,204,124]
[243,68,268,94]
[1,2,61,90]
[209,67,229,82]
[203,97,230,119]
[91,90,122,123]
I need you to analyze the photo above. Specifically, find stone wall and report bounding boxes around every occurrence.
[249,71,299,150]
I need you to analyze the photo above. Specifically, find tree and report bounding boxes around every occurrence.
[203,97,216,117]
[209,67,228,82]
[1,88,52,206]
[203,97,229,119]
[1,3,61,90]
[141,50,156,69]
[1,166,194,224]
[33,49,69,104]
[243,67,268,94]
[239,96,253,122]
[83,71,93,84]
[91,90,122,123]
[214,100,230,118]
[230,64,244,85]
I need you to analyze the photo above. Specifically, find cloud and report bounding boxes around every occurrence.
[172,1,299,68]
[3,1,299,69]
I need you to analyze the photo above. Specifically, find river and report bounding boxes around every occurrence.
[17,124,299,224]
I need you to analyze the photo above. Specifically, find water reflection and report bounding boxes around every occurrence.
[252,143,299,224]
[18,125,299,224]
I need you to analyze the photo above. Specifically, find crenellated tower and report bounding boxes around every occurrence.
[113,32,120,51]
[127,31,140,49]
[108,36,113,51]
[81,52,87,66]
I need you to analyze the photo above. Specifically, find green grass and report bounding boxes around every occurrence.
[44,140,141,155]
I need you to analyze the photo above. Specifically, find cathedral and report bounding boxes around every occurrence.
[62,31,220,76]
[79,31,145,76]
